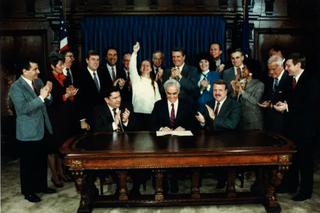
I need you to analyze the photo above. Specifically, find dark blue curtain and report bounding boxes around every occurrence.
[81,16,225,67]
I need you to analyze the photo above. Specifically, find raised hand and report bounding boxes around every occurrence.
[205,104,215,120]
[133,42,140,53]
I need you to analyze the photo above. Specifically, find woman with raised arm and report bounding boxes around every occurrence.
[129,42,161,130]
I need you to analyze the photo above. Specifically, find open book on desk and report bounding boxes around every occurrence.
[156,130,193,136]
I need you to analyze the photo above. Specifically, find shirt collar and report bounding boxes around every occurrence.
[21,75,33,89]
[216,96,227,106]
[277,69,285,81]
[294,69,304,83]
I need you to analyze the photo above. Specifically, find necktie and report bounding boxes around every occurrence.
[236,67,241,80]
[292,78,297,90]
[112,108,117,119]
[66,68,73,85]
[272,78,279,92]
[214,102,220,117]
[111,66,116,81]
[170,103,175,128]
[32,81,39,95]
[93,72,100,91]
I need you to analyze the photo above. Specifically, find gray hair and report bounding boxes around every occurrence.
[163,79,181,92]
[268,55,284,67]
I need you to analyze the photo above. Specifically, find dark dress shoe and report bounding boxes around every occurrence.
[42,188,56,194]
[292,193,311,201]
[24,194,41,203]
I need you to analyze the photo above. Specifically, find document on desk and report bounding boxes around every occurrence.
[156,130,193,136]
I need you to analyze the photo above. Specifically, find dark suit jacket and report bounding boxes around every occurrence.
[47,73,78,144]
[151,99,198,131]
[163,64,199,103]
[102,64,127,88]
[203,97,241,131]
[263,71,292,133]
[92,103,135,132]
[77,67,109,124]
[286,70,320,143]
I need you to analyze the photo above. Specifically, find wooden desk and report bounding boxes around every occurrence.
[61,130,295,213]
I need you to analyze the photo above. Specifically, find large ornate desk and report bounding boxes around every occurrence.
[61,130,295,213]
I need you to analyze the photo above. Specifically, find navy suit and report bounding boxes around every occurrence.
[92,104,135,132]
[9,76,53,194]
[151,99,198,131]
[77,67,108,125]
[263,71,292,133]
[163,64,199,103]
[284,70,320,196]
[202,97,241,131]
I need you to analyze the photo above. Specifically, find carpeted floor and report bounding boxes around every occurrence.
[1,156,320,213]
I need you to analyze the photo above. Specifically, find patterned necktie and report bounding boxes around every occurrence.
[236,67,241,80]
[273,78,279,92]
[170,103,175,128]
[214,102,220,117]
[93,72,100,91]
[111,66,116,82]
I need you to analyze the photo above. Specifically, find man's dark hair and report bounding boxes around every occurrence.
[210,42,222,50]
[104,86,121,98]
[172,48,185,56]
[287,52,306,69]
[213,79,228,90]
[86,50,100,59]
[104,47,118,57]
[19,58,37,74]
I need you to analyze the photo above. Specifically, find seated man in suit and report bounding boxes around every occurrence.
[151,79,197,131]
[151,79,198,193]
[196,79,241,189]
[196,79,241,131]
[92,86,134,132]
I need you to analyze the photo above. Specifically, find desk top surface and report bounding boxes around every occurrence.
[61,131,295,156]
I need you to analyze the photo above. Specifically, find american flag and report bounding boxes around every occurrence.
[59,0,69,52]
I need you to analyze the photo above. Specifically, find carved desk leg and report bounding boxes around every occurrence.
[227,168,236,198]
[154,170,164,201]
[72,170,92,213]
[191,170,200,199]
[116,171,128,201]
[264,167,286,213]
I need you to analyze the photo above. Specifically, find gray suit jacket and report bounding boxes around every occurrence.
[238,79,264,130]
[9,76,53,141]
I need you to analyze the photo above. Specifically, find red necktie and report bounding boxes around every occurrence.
[170,103,175,128]
[292,78,297,90]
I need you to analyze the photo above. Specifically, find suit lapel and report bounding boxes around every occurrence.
[18,77,37,98]
[217,98,230,117]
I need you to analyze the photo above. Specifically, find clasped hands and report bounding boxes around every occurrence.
[258,100,287,112]
[65,85,79,99]
[114,108,130,126]
[195,104,215,125]
[40,81,52,99]
[113,78,126,88]
[170,67,182,81]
